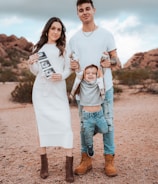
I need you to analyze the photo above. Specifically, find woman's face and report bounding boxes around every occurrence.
[84,67,97,82]
[47,21,62,44]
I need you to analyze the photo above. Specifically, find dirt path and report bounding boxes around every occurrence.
[0,83,158,184]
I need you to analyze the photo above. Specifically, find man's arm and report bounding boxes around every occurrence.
[100,50,121,70]
[109,50,122,71]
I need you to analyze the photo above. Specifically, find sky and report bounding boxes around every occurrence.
[0,0,158,65]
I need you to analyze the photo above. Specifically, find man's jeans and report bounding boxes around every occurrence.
[81,109,108,147]
[78,87,115,155]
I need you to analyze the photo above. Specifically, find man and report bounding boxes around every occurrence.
[69,0,121,177]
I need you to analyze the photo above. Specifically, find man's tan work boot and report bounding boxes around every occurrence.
[104,154,118,177]
[74,152,92,175]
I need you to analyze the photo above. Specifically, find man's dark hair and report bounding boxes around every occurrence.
[76,0,94,8]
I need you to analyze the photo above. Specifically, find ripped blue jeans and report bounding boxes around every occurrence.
[81,109,108,147]
[78,87,115,155]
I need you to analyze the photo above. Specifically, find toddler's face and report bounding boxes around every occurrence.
[84,67,97,82]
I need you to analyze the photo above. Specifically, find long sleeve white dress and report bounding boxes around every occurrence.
[29,43,73,148]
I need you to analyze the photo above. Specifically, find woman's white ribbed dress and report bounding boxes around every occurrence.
[29,44,73,148]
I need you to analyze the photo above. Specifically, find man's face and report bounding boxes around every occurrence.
[77,3,95,24]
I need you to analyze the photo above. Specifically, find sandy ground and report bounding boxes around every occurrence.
[0,83,158,184]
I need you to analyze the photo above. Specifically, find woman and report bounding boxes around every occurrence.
[28,17,74,182]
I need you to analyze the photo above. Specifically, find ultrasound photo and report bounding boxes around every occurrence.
[38,51,56,79]
[39,60,51,69]
[38,52,47,60]
[43,67,56,78]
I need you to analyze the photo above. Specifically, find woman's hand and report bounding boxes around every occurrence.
[28,53,39,65]
[70,60,80,71]
[51,73,62,81]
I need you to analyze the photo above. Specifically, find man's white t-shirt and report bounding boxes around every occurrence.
[69,27,116,91]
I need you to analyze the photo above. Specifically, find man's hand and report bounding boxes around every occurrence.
[100,59,111,68]
[109,50,122,70]
[70,60,80,71]
[100,50,121,70]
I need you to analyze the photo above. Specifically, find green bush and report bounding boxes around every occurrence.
[66,72,76,93]
[11,82,33,103]
[11,71,35,103]
[151,70,158,82]
[114,85,123,94]
[114,68,150,86]
[7,48,28,60]
[0,69,18,82]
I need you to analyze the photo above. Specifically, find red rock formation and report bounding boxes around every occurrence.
[0,34,33,57]
[0,34,34,80]
[124,48,158,70]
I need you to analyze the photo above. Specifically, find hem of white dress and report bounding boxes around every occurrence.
[39,133,73,148]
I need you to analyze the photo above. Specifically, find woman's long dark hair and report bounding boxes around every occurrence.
[33,17,66,56]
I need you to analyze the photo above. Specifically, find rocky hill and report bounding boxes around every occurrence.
[123,48,158,70]
[0,34,33,81]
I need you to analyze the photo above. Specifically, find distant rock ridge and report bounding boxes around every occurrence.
[0,34,33,58]
[123,48,158,70]
[0,34,34,81]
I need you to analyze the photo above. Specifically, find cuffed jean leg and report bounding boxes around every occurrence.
[102,87,115,155]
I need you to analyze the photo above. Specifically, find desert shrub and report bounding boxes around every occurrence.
[114,85,123,94]
[114,68,150,86]
[151,70,158,82]
[0,56,5,63]
[11,82,33,103]
[147,87,158,94]
[20,69,35,82]
[0,69,18,82]
[11,71,35,103]
[7,48,28,60]
[66,72,76,93]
